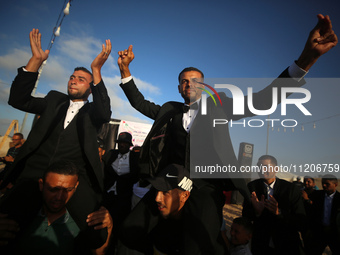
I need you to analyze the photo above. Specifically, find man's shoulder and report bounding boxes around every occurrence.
[46,90,68,99]
[103,149,119,162]
[309,189,324,200]
[247,179,264,192]
[7,146,16,152]
[274,178,300,193]
[162,101,183,108]
[248,178,262,186]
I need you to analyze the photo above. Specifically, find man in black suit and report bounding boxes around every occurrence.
[242,155,305,255]
[304,174,340,255]
[0,28,112,249]
[102,132,140,248]
[117,14,337,254]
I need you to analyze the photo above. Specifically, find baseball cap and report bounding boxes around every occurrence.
[147,164,193,192]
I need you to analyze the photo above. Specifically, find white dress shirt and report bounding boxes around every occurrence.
[107,151,131,194]
[64,100,87,128]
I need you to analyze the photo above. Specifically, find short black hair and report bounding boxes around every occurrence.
[13,133,24,139]
[74,67,93,78]
[42,161,79,182]
[322,174,338,184]
[178,67,204,83]
[233,217,253,234]
[304,176,315,183]
[258,155,278,166]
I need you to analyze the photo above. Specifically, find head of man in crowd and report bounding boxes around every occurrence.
[178,67,205,105]
[257,155,278,184]
[304,176,316,191]
[230,217,253,246]
[68,67,93,102]
[39,161,79,222]
[11,133,24,148]
[115,132,133,154]
[148,164,193,220]
[322,174,338,196]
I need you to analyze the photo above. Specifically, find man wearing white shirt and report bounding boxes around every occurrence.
[118,14,337,254]
[243,155,305,255]
[102,132,140,253]
[0,28,112,249]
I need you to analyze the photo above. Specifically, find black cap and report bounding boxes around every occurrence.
[148,164,193,192]
[115,132,133,146]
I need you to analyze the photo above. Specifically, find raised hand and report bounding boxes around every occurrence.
[118,45,134,78]
[25,29,50,72]
[91,39,112,84]
[264,195,280,215]
[251,191,265,216]
[297,14,338,71]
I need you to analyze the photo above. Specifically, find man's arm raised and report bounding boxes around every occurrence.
[118,45,134,78]
[296,14,338,71]
[91,39,112,85]
[25,29,50,72]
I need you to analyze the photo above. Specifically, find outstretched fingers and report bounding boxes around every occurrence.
[101,39,112,59]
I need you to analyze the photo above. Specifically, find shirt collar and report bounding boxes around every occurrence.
[118,151,130,158]
[264,179,276,189]
[39,209,70,224]
[184,98,201,107]
[69,100,88,108]
[325,191,336,198]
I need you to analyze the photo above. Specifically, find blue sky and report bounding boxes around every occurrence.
[0,0,339,170]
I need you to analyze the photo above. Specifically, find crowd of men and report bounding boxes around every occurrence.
[0,14,338,255]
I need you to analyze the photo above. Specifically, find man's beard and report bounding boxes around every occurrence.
[68,88,91,101]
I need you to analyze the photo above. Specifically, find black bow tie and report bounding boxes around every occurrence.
[183,103,198,113]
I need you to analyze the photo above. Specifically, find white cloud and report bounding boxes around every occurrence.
[0,48,31,71]
[57,35,100,65]
[133,77,161,95]
[102,74,162,120]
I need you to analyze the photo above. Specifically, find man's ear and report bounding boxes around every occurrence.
[181,191,190,203]
[75,181,79,190]
[178,84,180,93]
[38,178,44,192]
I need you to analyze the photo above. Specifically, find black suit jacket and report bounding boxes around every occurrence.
[120,68,305,199]
[103,150,140,195]
[3,67,111,190]
[309,189,340,233]
[243,178,306,254]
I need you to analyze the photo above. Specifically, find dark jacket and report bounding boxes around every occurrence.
[243,178,306,254]
[3,67,111,190]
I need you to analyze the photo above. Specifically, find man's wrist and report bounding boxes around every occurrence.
[119,65,132,79]
[121,76,132,84]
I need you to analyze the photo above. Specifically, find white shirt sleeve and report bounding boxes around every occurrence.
[121,76,133,84]
[288,62,308,82]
